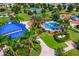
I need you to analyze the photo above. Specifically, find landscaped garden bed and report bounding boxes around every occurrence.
[53,32,69,42]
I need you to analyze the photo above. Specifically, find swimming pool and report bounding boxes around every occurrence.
[42,21,63,31]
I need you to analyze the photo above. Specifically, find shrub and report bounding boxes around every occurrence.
[34,40,40,44]
[30,44,41,56]
[4,47,15,56]
[28,10,33,15]
[0,8,6,12]
[16,48,29,56]
[54,32,69,42]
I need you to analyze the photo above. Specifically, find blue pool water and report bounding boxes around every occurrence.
[42,21,63,31]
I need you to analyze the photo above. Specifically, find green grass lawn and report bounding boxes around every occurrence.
[68,29,79,42]
[0,17,10,26]
[40,32,66,49]
[0,17,10,20]
[16,13,31,21]
[0,11,7,14]
[64,49,79,56]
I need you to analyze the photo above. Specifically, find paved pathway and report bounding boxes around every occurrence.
[37,36,55,56]
[63,40,77,53]
[0,45,7,56]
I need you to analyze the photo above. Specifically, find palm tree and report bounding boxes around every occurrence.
[10,15,20,22]
[48,5,54,11]
[15,47,29,56]
[42,12,47,21]
[31,14,42,27]
[63,19,70,31]
[22,4,28,13]
[11,4,21,14]
[22,30,36,54]
[0,35,10,46]
[76,5,79,12]
[55,47,65,56]
[57,4,63,11]
[52,8,60,20]
[4,46,15,56]
[67,4,74,12]
[62,4,66,10]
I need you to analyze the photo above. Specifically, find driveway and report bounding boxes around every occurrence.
[37,36,55,56]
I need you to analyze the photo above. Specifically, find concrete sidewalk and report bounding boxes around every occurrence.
[63,40,77,53]
[0,45,7,56]
[37,36,55,56]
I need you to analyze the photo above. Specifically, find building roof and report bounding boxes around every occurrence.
[36,9,42,14]
[72,20,79,24]
[71,15,79,21]
[30,7,36,12]
[60,14,71,19]
[30,7,42,14]
[0,20,28,38]
[64,3,75,6]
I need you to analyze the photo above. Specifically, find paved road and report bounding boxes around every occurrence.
[37,36,55,56]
